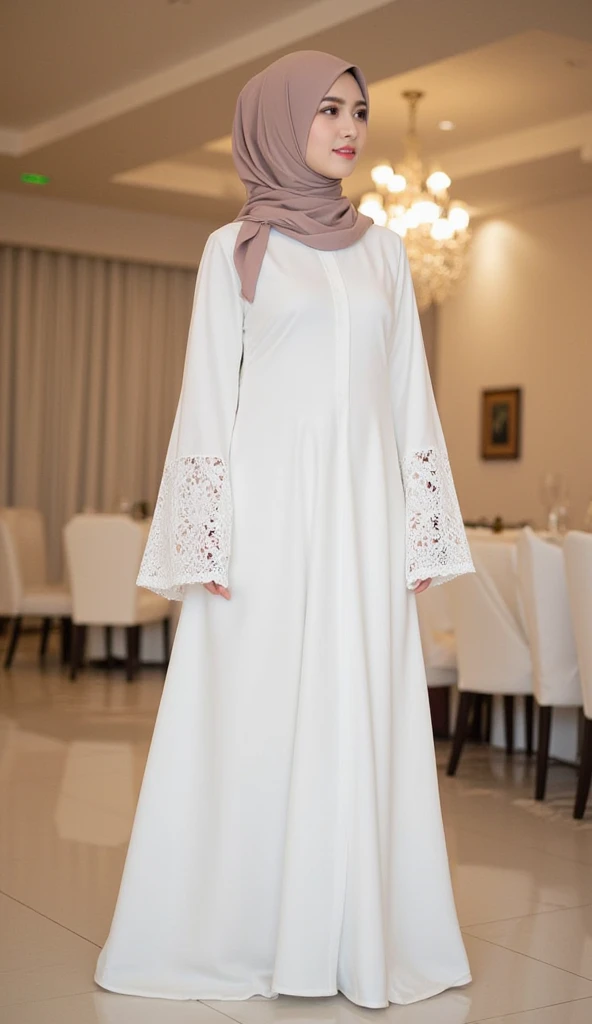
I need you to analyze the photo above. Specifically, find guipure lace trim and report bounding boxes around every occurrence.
[137,455,232,600]
[402,447,474,589]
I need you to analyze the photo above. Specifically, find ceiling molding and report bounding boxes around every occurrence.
[433,111,592,180]
[0,0,396,157]
[123,111,592,206]
[0,128,21,156]
[113,161,245,201]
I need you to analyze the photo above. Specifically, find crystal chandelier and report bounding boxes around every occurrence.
[358,90,471,310]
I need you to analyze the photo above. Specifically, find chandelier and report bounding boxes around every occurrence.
[358,90,471,310]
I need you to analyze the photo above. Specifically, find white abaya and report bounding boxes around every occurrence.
[95,222,474,1008]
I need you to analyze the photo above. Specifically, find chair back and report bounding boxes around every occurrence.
[448,540,532,694]
[564,531,592,719]
[517,528,581,707]
[0,519,22,615]
[64,515,145,626]
[0,507,47,587]
[416,584,456,683]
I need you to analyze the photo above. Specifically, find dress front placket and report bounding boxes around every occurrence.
[318,251,355,984]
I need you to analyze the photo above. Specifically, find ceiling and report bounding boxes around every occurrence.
[1,0,592,226]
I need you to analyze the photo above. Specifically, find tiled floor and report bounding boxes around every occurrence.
[2,633,592,1022]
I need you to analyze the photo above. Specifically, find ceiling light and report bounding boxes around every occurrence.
[430,218,454,241]
[411,199,441,225]
[438,120,456,131]
[370,164,394,187]
[358,91,471,309]
[426,170,451,192]
[359,192,385,220]
[448,202,470,231]
[388,172,407,193]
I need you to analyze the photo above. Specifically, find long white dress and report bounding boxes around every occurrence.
[95,221,474,1008]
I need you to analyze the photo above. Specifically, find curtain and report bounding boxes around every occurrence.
[0,246,196,580]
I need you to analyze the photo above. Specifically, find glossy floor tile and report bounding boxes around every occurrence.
[5,991,241,1023]
[465,903,592,979]
[0,893,98,1008]
[474,998,592,1023]
[2,633,592,1022]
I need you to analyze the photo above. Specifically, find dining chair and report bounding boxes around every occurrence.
[517,528,582,801]
[417,584,457,738]
[447,540,534,777]
[563,532,592,819]
[0,515,72,668]
[64,515,170,681]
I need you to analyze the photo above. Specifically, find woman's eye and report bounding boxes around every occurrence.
[356,109,368,121]
[320,106,338,116]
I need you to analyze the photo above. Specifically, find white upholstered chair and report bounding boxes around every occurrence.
[63,515,170,681]
[563,532,592,819]
[417,584,457,737]
[517,528,582,801]
[447,540,534,776]
[0,510,71,668]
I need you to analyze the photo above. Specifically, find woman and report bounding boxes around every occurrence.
[95,50,474,1008]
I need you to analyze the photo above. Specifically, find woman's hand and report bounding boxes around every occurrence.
[413,578,432,594]
[203,582,231,600]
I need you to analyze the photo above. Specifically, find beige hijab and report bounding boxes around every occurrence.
[231,50,372,302]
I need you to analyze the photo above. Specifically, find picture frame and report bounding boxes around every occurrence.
[481,387,522,460]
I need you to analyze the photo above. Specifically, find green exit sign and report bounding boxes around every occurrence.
[21,173,50,185]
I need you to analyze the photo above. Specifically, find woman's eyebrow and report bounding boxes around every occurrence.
[320,95,367,107]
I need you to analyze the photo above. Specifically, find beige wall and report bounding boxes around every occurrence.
[0,191,215,268]
[437,192,592,530]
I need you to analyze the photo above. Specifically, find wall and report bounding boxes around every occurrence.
[0,191,215,268]
[437,192,592,530]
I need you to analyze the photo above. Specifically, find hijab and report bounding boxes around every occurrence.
[231,50,373,302]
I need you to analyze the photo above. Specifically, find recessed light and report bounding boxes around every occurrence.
[21,172,50,185]
[438,120,456,132]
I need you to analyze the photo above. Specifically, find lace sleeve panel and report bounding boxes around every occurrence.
[136,455,232,601]
[401,447,475,589]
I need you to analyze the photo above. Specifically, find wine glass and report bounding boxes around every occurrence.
[539,472,567,534]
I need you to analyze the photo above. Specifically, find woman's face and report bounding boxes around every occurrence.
[305,71,368,179]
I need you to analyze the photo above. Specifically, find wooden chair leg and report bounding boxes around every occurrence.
[470,694,484,742]
[162,618,170,667]
[126,625,140,682]
[484,694,493,743]
[4,616,23,669]
[105,626,114,670]
[503,695,515,755]
[535,705,553,801]
[525,694,535,757]
[39,617,52,663]
[574,718,592,820]
[447,692,474,776]
[60,617,72,665]
[70,625,86,680]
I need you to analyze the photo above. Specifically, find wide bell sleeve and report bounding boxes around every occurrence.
[137,232,244,600]
[389,238,474,590]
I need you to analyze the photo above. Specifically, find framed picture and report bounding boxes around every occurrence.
[481,387,522,460]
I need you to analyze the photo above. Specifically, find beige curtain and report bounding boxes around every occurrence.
[0,245,196,580]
